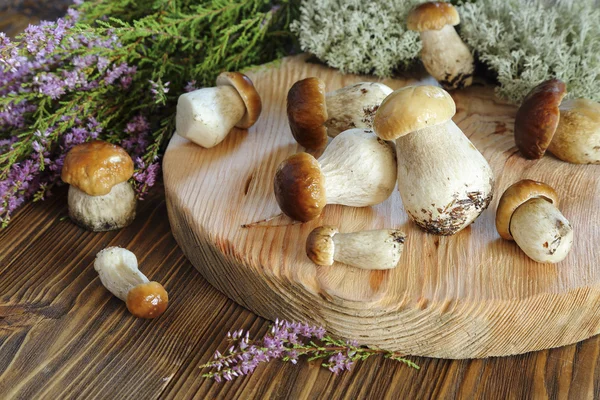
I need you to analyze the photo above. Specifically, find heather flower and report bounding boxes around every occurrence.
[184,80,197,92]
[200,319,418,382]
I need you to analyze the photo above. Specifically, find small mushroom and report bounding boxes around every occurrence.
[273,128,397,222]
[94,247,168,318]
[61,140,136,231]
[373,85,494,235]
[514,79,600,164]
[176,72,262,148]
[407,2,474,90]
[287,77,393,151]
[496,180,573,263]
[306,226,405,270]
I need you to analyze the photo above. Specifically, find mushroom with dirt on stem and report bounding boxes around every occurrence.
[176,71,262,148]
[61,140,137,231]
[406,2,474,90]
[514,78,600,164]
[273,128,397,222]
[373,85,494,235]
[94,247,169,318]
[496,180,573,264]
[287,77,393,151]
[306,226,406,270]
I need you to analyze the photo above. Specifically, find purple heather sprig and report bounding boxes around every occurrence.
[200,319,419,382]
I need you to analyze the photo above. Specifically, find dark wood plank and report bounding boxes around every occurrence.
[2,5,600,400]
[1,183,600,399]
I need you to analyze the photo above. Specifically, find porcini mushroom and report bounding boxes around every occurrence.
[407,2,474,90]
[61,140,136,231]
[496,180,573,263]
[176,71,262,148]
[273,128,397,222]
[373,85,494,235]
[306,226,405,270]
[515,79,600,164]
[94,247,168,318]
[287,77,393,151]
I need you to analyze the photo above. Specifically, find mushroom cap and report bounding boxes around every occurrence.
[407,2,460,32]
[287,77,329,151]
[273,152,326,222]
[495,179,559,241]
[306,225,338,266]
[61,140,134,196]
[514,79,567,159]
[126,281,169,319]
[216,71,262,129]
[548,98,600,164]
[373,85,456,140]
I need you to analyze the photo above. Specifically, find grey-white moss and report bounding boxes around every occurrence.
[458,0,600,103]
[291,0,424,77]
[68,181,136,232]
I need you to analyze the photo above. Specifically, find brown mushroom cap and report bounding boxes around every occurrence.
[216,71,262,129]
[273,152,326,222]
[286,77,329,151]
[547,98,600,164]
[61,140,134,196]
[306,225,338,266]
[495,179,559,240]
[407,2,460,32]
[514,79,567,159]
[126,281,169,319]
[373,85,455,140]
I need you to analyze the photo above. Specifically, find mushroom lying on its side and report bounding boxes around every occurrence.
[407,2,474,90]
[373,85,494,235]
[176,72,262,148]
[496,180,573,263]
[287,78,393,151]
[306,226,406,270]
[61,140,136,231]
[94,247,169,318]
[514,79,600,164]
[273,129,397,222]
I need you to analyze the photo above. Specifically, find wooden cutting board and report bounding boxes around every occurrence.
[163,54,600,359]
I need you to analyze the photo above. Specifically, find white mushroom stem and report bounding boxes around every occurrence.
[94,247,149,301]
[325,83,393,137]
[395,119,493,235]
[510,198,573,263]
[333,229,405,270]
[176,86,245,148]
[68,181,136,232]
[319,129,397,207]
[419,25,474,89]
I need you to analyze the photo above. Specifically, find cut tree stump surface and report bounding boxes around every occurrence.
[164,54,600,359]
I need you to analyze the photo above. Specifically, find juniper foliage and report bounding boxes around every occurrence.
[0,0,298,227]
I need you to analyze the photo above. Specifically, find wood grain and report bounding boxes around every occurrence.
[2,184,600,399]
[164,54,600,359]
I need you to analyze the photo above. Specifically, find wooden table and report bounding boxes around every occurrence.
[2,5,600,400]
[1,184,599,399]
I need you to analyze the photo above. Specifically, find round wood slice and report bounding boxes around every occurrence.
[163,55,600,359]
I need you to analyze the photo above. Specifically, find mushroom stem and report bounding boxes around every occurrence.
[94,247,149,301]
[510,198,573,264]
[333,229,405,270]
[395,119,493,235]
[324,83,393,137]
[176,85,246,148]
[68,181,137,232]
[319,129,397,207]
[94,247,169,318]
[420,25,474,89]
